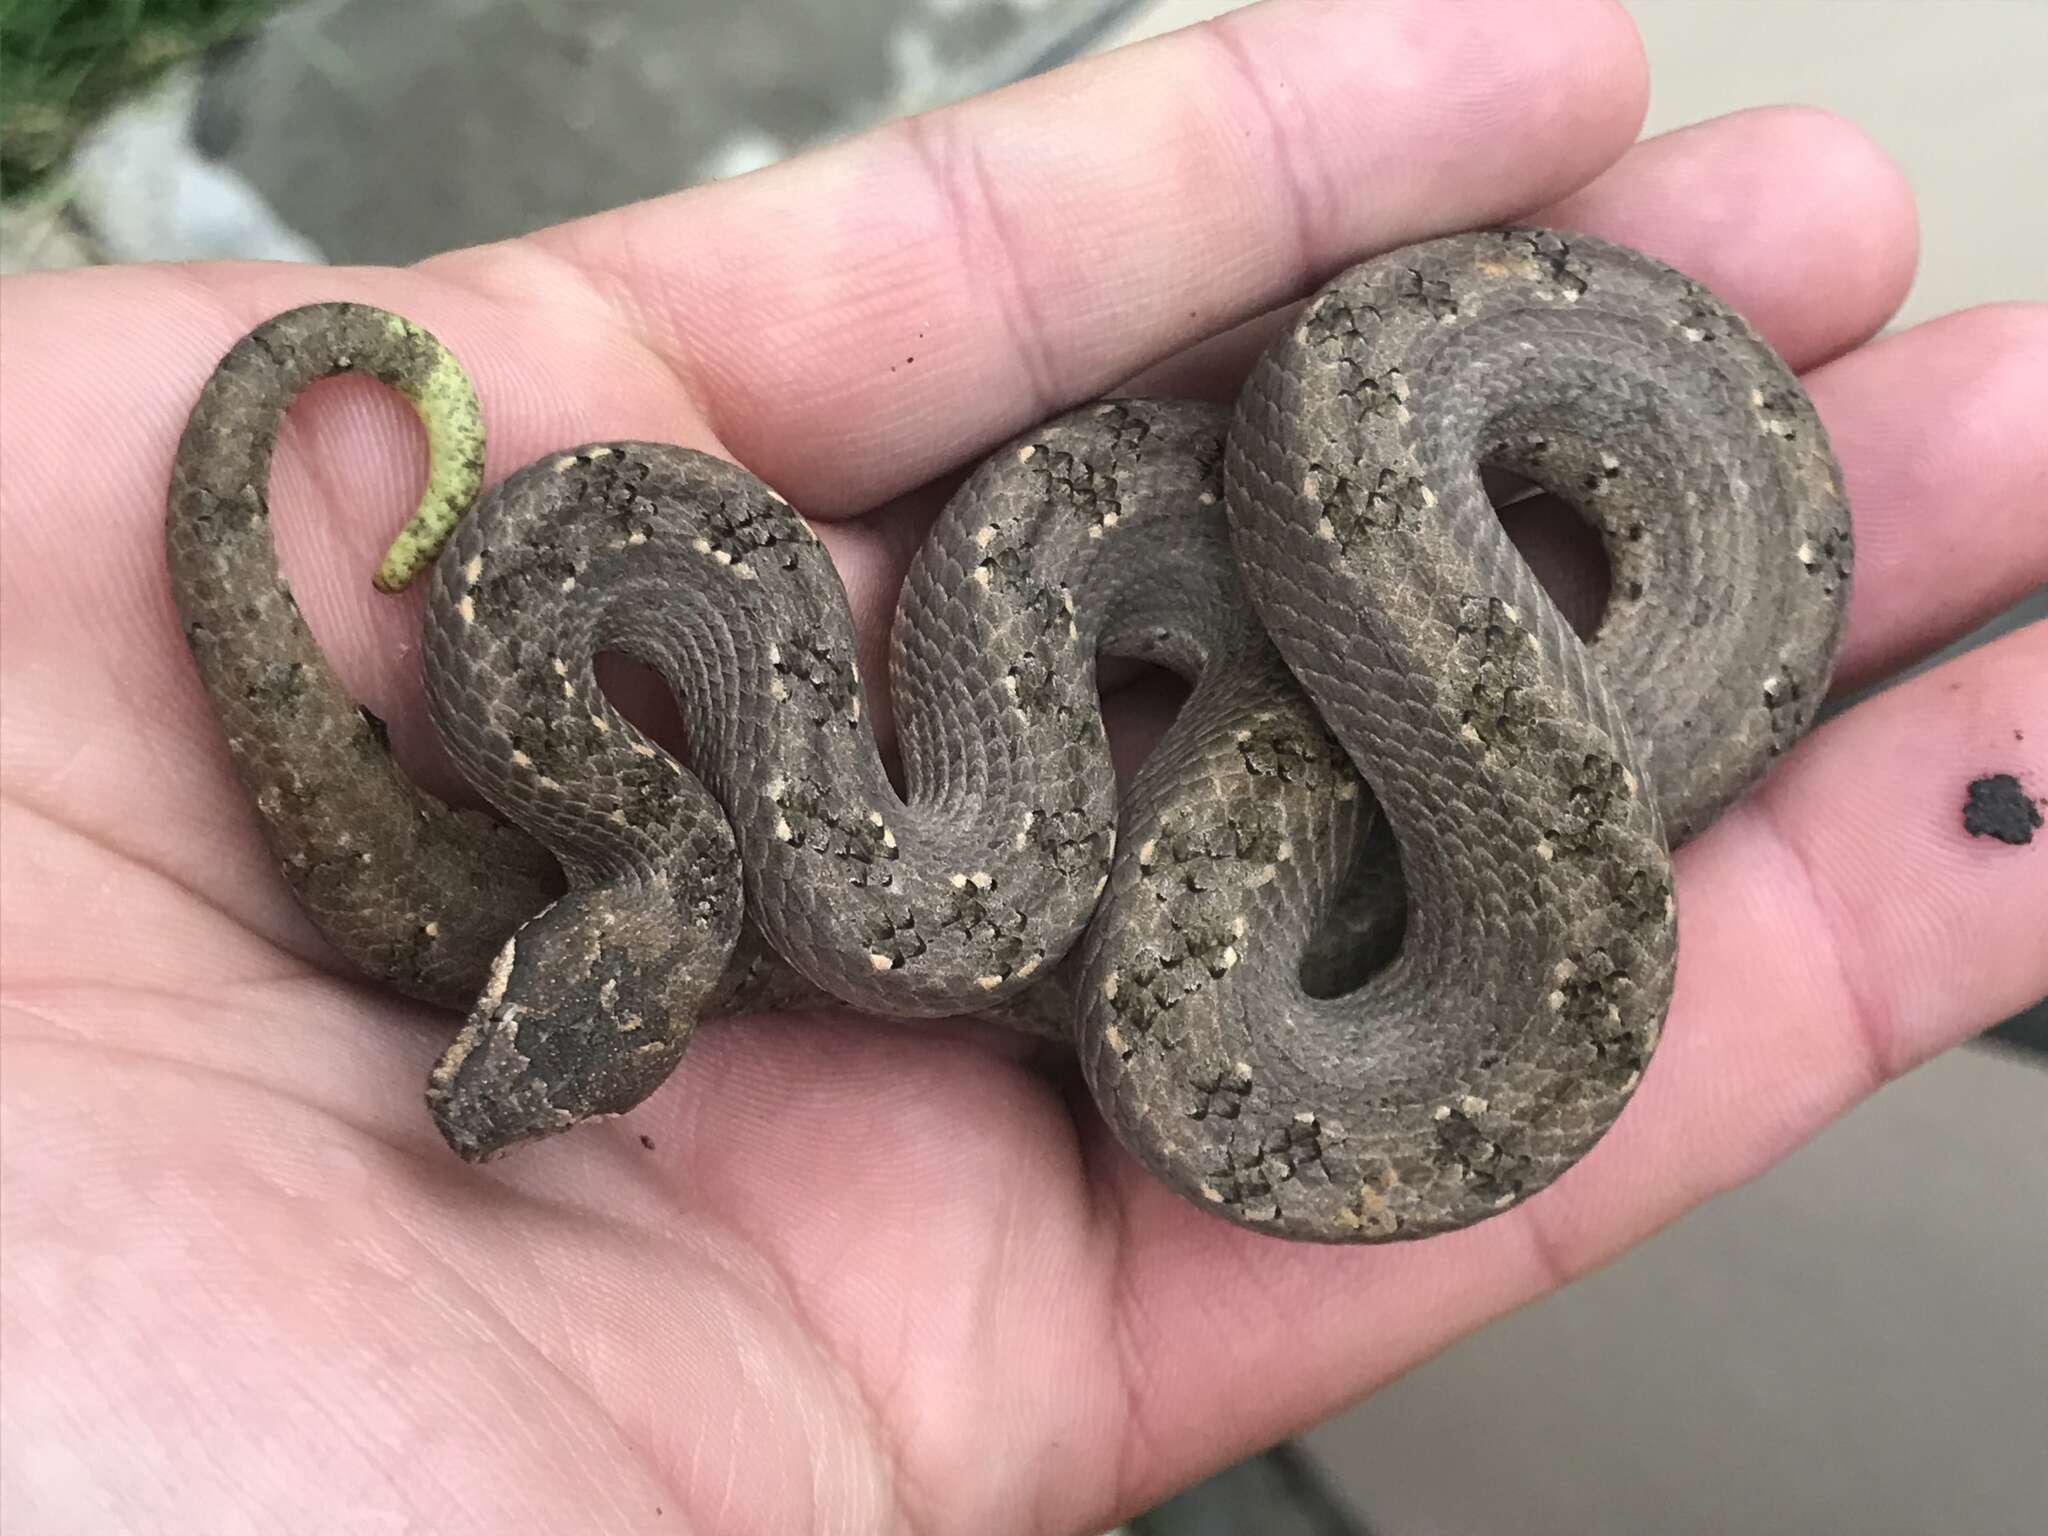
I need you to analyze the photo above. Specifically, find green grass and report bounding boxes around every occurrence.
[1,0,283,193]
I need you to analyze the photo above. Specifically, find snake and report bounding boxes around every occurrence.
[165,228,1851,1242]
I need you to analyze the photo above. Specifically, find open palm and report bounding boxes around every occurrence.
[4,2,2043,1530]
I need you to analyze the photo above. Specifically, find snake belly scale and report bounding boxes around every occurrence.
[165,229,1850,1242]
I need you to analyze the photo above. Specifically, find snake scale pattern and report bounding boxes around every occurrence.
[165,229,1851,1242]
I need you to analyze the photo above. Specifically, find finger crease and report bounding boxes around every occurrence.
[1203,14,1321,293]
[899,111,1063,424]
[1740,791,1900,1088]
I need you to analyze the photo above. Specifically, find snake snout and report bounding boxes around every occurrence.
[423,883,737,1161]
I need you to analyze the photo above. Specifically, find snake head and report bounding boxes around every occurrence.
[424,880,736,1160]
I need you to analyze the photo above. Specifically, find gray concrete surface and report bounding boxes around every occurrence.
[208,0,1147,264]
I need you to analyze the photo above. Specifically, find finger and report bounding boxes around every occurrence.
[1542,105,1918,370]
[1097,617,2048,1514]
[515,0,1649,512]
[1129,104,1918,401]
[1805,304,2048,689]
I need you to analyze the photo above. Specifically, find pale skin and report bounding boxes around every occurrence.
[3,1,2045,1530]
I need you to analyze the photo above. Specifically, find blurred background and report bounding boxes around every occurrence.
[4,1,2041,1531]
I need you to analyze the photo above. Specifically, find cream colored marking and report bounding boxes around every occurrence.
[552,657,570,676]
[1295,1110,1316,1125]
[1459,1095,1489,1117]
[560,575,578,593]
[1217,946,1239,972]
[1420,484,1437,507]
[774,816,794,842]
[1535,838,1555,862]
[1104,1023,1126,1053]
[480,938,517,1008]
[510,749,533,769]
[769,677,789,701]
[881,828,897,850]
[1002,676,1020,699]
[1302,473,1321,498]
[975,975,1003,991]
[553,455,579,472]
[538,774,562,792]
[868,810,885,826]
[1337,782,1358,801]
[868,952,895,971]
[1547,989,1566,1011]
[628,530,649,546]
[458,595,476,625]
[1622,768,1640,795]
[1015,955,1042,980]
[1597,451,1620,471]
[1554,957,1577,981]
[1016,444,1037,464]
[1276,840,1293,862]
[562,679,577,700]
[462,554,484,586]
[423,920,441,938]
[970,871,992,890]
[607,808,628,826]
[1100,511,1119,528]
[1460,723,1484,745]
[712,548,730,564]
[632,742,658,759]
[589,714,609,733]
[1200,1185,1225,1204]
[1198,491,1215,506]
[1138,838,1157,867]
[973,566,993,585]
[692,537,713,554]
[1103,972,1119,1001]
[599,977,619,1007]
[1316,517,1336,541]
[1251,864,1278,887]
[949,872,968,889]
[1432,1104,1453,1121]
[1233,1060,1252,1082]
[733,561,755,580]
[1681,325,1706,342]
[974,524,997,549]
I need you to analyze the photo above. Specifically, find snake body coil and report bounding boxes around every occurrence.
[166,229,1850,1241]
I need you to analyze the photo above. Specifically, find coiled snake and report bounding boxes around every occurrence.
[166,229,1851,1241]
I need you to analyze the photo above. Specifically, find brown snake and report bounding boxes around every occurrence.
[165,228,1851,1241]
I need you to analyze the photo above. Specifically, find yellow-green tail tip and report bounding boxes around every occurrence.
[372,312,487,593]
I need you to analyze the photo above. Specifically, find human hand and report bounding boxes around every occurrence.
[3,1,2042,1529]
